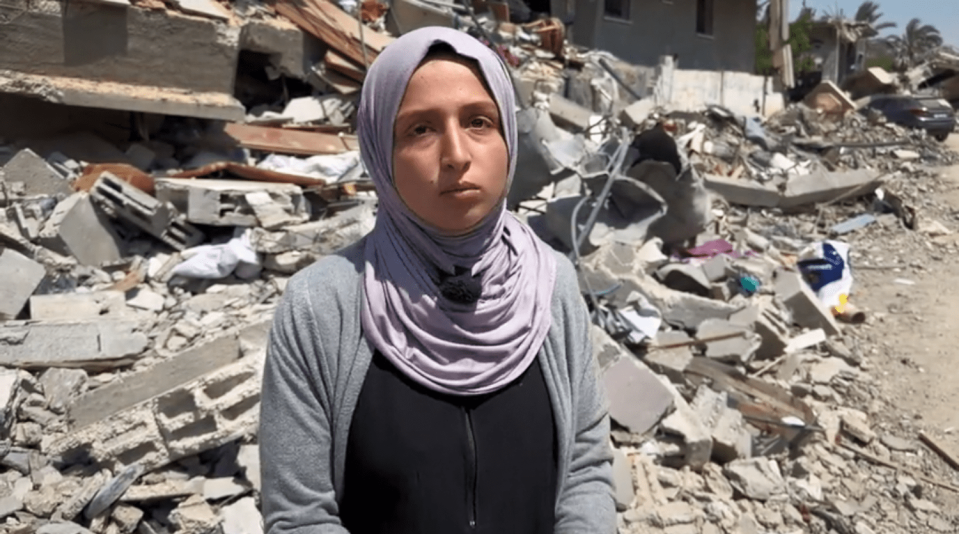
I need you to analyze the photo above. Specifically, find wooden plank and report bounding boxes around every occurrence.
[919,431,959,471]
[315,68,361,95]
[325,49,366,82]
[224,123,360,156]
[274,0,393,68]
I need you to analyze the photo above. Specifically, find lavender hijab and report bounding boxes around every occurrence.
[358,27,557,396]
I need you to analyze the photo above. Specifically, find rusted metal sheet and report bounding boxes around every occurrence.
[75,164,156,195]
[274,0,394,68]
[170,162,328,187]
[224,123,360,156]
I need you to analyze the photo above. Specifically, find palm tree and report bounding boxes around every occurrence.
[886,18,944,68]
[855,1,897,31]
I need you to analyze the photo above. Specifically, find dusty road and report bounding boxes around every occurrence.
[855,134,959,433]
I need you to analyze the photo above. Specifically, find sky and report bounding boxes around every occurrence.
[788,0,959,47]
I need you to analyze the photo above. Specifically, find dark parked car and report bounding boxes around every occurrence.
[865,95,956,141]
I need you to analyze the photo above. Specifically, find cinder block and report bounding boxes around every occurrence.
[645,330,694,384]
[39,193,124,266]
[49,355,263,472]
[155,178,309,230]
[90,172,204,251]
[730,296,790,359]
[696,319,762,365]
[69,333,242,429]
[774,270,840,336]
[0,249,45,320]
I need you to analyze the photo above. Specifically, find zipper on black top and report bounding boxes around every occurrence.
[464,408,478,529]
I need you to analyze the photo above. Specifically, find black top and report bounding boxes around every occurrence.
[340,351,558,534]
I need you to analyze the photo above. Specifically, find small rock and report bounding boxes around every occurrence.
[127,289,165,312]
[880,434,916,452]
[220,496,263,534]
[855,522,876,534]
[907,497,941,514]
[0,495,23,518]
[611,449,634,511]
[171,494,219,534]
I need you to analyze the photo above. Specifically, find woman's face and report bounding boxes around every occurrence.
[392,55,509,234]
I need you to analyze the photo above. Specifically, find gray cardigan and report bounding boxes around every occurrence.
[259,237,615,533]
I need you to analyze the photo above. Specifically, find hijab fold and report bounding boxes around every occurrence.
[358,27,557,396]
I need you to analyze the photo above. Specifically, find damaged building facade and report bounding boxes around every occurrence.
[1,0,959,533]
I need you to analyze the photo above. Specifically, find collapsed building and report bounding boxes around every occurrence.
[1,1,959,534]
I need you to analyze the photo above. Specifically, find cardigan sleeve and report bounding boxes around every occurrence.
[553,257,617,534]
[259,270,351,534]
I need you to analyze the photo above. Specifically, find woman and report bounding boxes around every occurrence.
[259,26,615,533]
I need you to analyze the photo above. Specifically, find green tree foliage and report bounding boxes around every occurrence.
[755,7,816,76]
[886,18,943,69]
[855,1,897,32]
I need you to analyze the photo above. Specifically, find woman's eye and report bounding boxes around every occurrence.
[411,125,429,136]
[471,117,493,129]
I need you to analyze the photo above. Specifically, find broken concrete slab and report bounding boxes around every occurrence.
[780,169,881,209]
[804,80,856,115]
[0,369,23,438]
[29,291,126,321]
[126,289,166,312]
[729,297,790,359]
[84,464,144,520]
[0,249,46,320]
[1,149,71,197]
[703,174,781,208]
[0,320,146,370]
[620,99,656,128]
[601,340,674,436]
[657,263,711,296]
[774,271,840,336]
[548,93,594,132]
[691,386,751,463]
[155,178,309,230]
[723,458,786,501]
[36,522,95,534]
[696,319,762,365]
[203,477,247,501]
[121,479,203,503]
[249,203,374,256]
[658,377,712,471]
[38,193,125,266]
[68,331,243,429]
[236,444,260,492]
[90,173,204,251]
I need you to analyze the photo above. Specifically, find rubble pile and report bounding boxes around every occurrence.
[1,1,959,534]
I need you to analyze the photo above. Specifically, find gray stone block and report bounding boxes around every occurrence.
[0,249,45,320]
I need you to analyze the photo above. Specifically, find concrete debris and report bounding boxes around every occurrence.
[0,249,46,320]
[0,6,953,534]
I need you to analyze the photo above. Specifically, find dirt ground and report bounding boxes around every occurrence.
[855,135,959,434]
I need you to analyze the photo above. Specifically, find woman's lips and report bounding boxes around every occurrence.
[441,185,481,198]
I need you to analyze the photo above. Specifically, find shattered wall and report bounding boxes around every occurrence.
[0,2,240,94]
[572,0,757,73]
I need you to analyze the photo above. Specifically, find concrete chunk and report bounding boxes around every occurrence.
[203,477,246,501]
[658,378,712,470]
[645,330,694,384]
[221,496,264,534]
[90,173,204,251]
[39,368,88,414]
[690,386,751,463]
[774,271,840,336]
[620,99,656,128]
[155,178,309,229]
[0,249,45,320]
[38,193,124,266]
[723,458,786,501]
[0,320,146,369]
[1,149,71,197]
[602,346,674,436]
[730,297,790,359]
[548,93,594,131]
[695,319,761,365]
[171,495,219,534]
[29,291,126,321]
[611,449,634,511]
[69,333,241,429]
